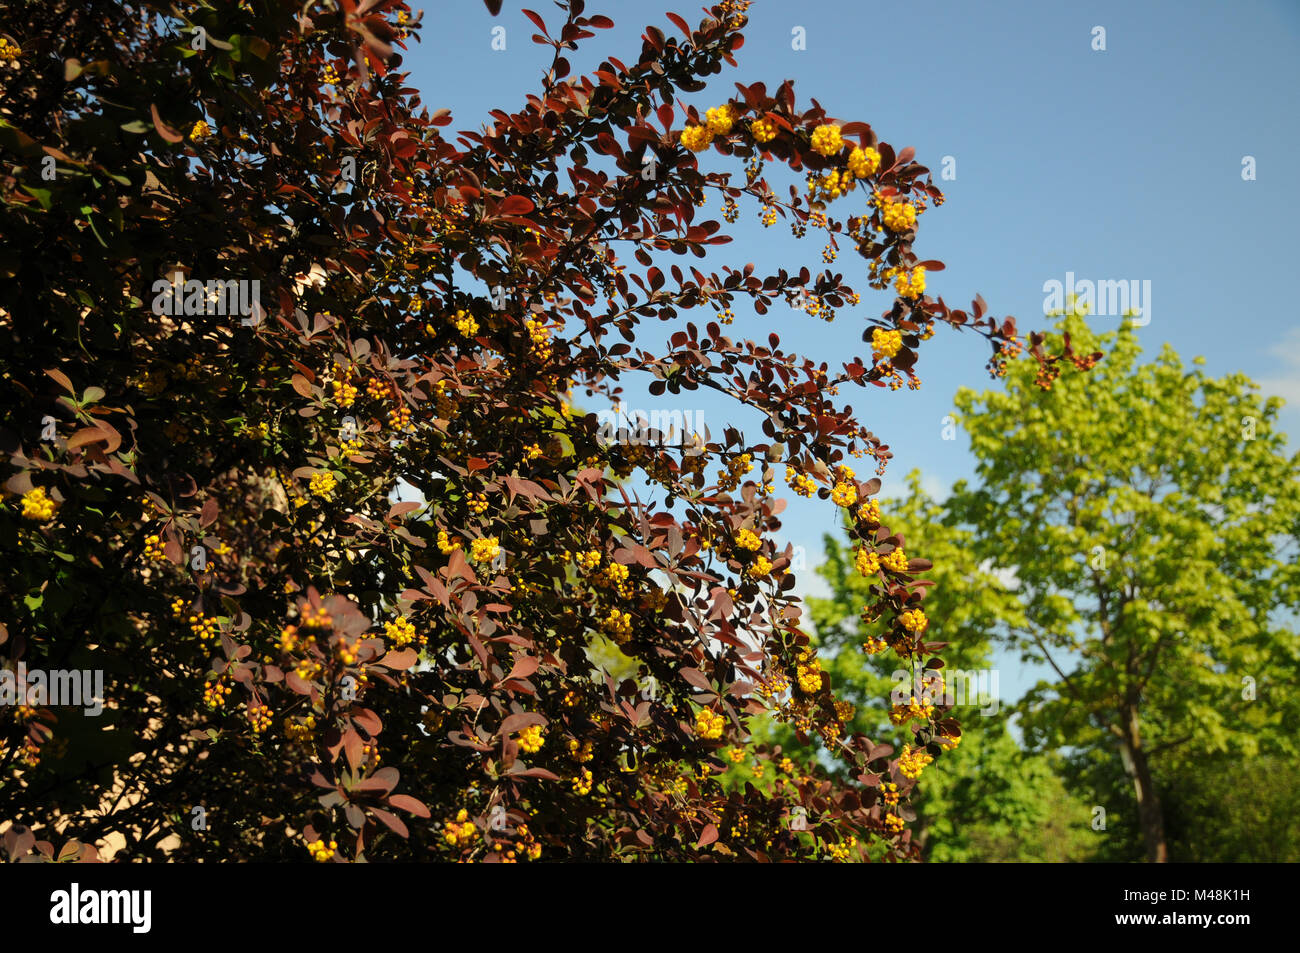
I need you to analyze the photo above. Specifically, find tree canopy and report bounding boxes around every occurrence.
[0,0,1080,862]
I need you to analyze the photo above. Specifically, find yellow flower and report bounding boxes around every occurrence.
[899,607,928,633]
[750,117,777,143]
[384,615,419,648]
[830,481,857,507]
[795,651,823,693]
[680,124,713,152]
[695,708,725,740]
[308,471,337,499]
[898,744,934,780]
[705,104,736,135]
[600,607,633,642]
[810,124,843,157]
[871,328,903,359]
[469,536,500,564]
[881,198,917,233]
[895,266,926,298]
[517,724,545,753]
[881,548,909,573]
[453,309,479,337]
[735,528,762,551]
[189,120,211,141]
[307,837,338,862]
[847,146,881,178]
[854,547,880,577]
[20,487,56,522]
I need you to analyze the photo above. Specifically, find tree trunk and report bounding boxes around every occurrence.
[1119,706,1168,862]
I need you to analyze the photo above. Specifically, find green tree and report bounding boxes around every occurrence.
[770,471,1095,861]
[948,306,1300,862]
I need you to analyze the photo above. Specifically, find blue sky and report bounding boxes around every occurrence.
[402,0,1300,700]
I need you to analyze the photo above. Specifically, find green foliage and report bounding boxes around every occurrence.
[948,306,1300,860]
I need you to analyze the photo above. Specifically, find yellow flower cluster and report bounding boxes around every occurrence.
[899,607,928,634]
[188,614,219,643]
[745,555,773,578]
[598,561,630,596]
[795,650,823,694]
[600,607,633,642]
[881,548,909,573]
[695,708,725,740]
[330,376,357,407]
[889,696,935,725]
[895,266,926,298]
[568,738,593,762]
[847,146,881,178]
[444,809,478,846]
[469,537,500,564]
[301,603,333,630]
[437,529,460,554]
[881,198,917,233]
[716,453,753,492]
[750,116,777,143]
[809,168,857,202]
[705,104,736,135]
[758,670,791,697]
[307,837,338,862]
[144,533,168,562]
[898,743,934,780]
[453,309,479,337]
[524,317,553,360]
[189,120,211,141]
[680,124,713,152]
[203,677,232,709]
[387,403,411,431]
[309,472,336,498]
[334,635,358,666]
[0,38,22,60]
[785,466,817,497]
[726,745,746,764]
[21,487,56,521]
[517,724,545,753]
[384,615,418,648]
[573,548,602,571]
[827,835,857,862]
[248,703,273,733]
[284,713,316,743]
[857,499,881,525]
[884,813,905,835]
[809,123,843,157]
[467,492,489,515]
[861,636,888,655]
[735,528,761,552]
[571,767,594,795]
[871,328,903,359]
[830,481,857,507]
[854,547,880,577]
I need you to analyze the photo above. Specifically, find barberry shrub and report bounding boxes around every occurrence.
[0,0,1086,861]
